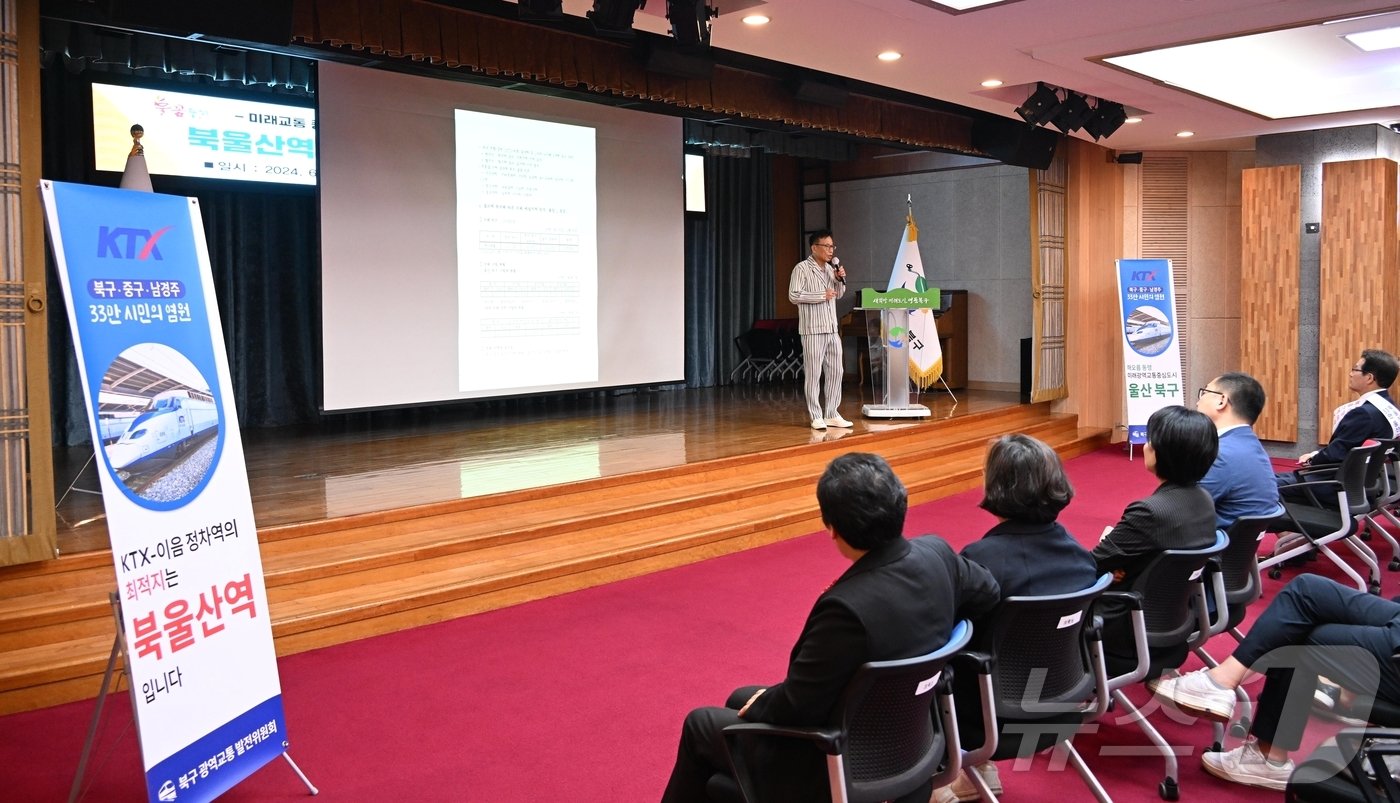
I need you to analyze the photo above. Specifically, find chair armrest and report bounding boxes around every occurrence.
[721,722,844,803]
[946,650,999,768]
[949,650,995,677]
[721,721,844,754]
[1090,592,1149,691]
[1286,478,1344,510]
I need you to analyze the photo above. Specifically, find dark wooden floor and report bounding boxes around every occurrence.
[52,383,1021,556]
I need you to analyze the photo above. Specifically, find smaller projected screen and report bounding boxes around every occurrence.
[92,82,317,186]
[685,153,706,213]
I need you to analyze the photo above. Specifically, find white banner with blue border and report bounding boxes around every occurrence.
[41,181,286,803]
[1115,258,1186,444]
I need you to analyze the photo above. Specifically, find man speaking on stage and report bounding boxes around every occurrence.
[789,230,851,431]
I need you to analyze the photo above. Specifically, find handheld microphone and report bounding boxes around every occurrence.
[831,256,845,283]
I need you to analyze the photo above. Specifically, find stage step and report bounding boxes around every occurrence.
[0,404,1109,714]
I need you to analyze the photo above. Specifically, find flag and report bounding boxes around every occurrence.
[885,211,942,388]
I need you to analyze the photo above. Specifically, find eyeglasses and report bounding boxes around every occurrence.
[814,243,836,250]
[1350,366,1369,374]
[1197,387,1226,400]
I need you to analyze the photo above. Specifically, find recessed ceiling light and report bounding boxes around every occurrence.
[1124,116,1143,124]
[1344,25,1400,51]
[878,50,902,62]
[1176,130,1195,137]
[980,79,1003,88]
[741,14,770,26]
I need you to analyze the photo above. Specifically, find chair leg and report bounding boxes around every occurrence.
[1374,510,1400,569]
[1057,739,1112,803]
[826,754,850,803]
[1112,689,1179,800]
[1341,536,1382,592]
[963,765,999,803]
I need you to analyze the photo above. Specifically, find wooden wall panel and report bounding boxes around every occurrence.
[1319,159,1400,443]
[1239,165,1300,441]
[1059,138,1124,432]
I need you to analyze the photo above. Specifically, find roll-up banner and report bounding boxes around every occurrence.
[41,181,287,803]
[1116,258,1186,444]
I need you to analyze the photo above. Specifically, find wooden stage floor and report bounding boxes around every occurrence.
[51,384,1022,556]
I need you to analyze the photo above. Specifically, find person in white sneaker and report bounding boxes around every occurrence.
[1151,574,1400,791]
[788,230,851,430]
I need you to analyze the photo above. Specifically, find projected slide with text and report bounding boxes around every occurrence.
[454,110,598,392]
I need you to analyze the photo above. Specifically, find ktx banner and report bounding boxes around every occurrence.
[1115,258,1185,444]
[41,181,286,803]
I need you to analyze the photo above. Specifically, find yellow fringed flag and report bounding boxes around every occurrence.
[885,211,942,388]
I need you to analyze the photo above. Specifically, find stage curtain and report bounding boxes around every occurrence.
[290,0,975,154]
[686,152,775,387]
[40,66,320,446]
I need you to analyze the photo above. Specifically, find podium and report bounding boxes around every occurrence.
[858,288,943,419]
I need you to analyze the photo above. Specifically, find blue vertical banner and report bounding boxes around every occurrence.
[1115,258,1186,444]
[40,181,287,803]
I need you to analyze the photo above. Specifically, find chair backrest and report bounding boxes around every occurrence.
[835,620,974,802]
[981,574,1113,720]
[1218,511,1279,611]
[1128,529,1228,648]
[1371,438,1400,506]
[1339,443,1382,517]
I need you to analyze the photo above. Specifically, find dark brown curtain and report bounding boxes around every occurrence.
[290,0,976,153]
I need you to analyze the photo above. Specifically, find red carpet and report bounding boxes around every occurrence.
[2,445,1372,801]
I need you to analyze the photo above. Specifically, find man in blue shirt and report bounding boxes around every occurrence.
[1196,372,1280,529]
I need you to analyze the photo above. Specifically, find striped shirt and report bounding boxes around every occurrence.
[788,256,845,335]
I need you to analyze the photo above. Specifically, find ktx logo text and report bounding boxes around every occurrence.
[1130,270,1156,281]
[97,225,172,260]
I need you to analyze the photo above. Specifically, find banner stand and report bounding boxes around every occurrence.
[55,453,104,509]
[68,596,318,802]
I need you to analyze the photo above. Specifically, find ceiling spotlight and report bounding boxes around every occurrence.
[589,0,646,39]
[742,14,770,25]
[1015,82,1060,125]
[1176,130,1195,137]
[1124,116,1143,124]
[1083,101,1128,140]
[518,0,564,19]
[667,0,719,48]
[878,50,902,61]
[1049,92,1094,133]
[980,78,1003,88]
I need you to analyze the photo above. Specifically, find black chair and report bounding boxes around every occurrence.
[1286,727,1400,802]
[729,326,782,383]
[947,574,1118,803]
[1103,530,1229,801]
[716,620,974,803]
[1262,443,1383,594]
[1362,439,1400,571]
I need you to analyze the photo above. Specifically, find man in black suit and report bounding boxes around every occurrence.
[659,453,1001,803]
[1279,349,1400,483]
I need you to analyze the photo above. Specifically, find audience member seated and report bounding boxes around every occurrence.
[1093,405,1218,675]
[1152,574,1400,791]
[1277,349,1400,493]
[934,434,1098,803]
[1195,372,1281,529]
[659,453,1000,803]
